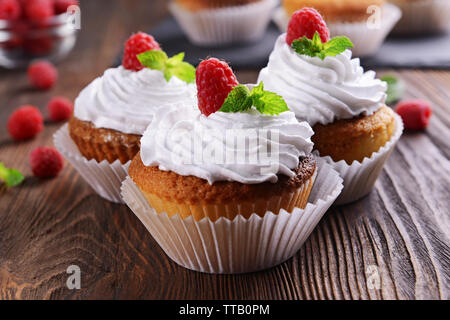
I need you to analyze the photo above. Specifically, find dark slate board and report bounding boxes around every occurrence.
[115,17,450,70]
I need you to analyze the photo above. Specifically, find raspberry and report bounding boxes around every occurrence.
[196,58,239,116]
[54,0,78,14]
[24,36,53,55]
[23,0,54,22]
[30,146,64,178]
[286,8,330,46]
[7,105,44,141]
[0,0,21,20]
[122,32,161,71]
[28,60,58,90]
[47,96,73,121]
[395,100,432,130]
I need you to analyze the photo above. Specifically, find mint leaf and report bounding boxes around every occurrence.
[137,50,196,84]
[381,75,405,105]
[251,83,289,116]
[219,82,289,116]
[291,32,353,60]
[0,163,24,187]
[137,50,168,71]
[220,85,252,113]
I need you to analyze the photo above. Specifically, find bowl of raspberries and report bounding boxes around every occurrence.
[0,0,79,68]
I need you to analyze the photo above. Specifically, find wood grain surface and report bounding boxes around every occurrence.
[0,0,449,300]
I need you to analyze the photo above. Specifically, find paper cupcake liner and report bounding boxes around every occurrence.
[121,158,343,274]
[141,169,317,221]
[316,113,404,206]
[273,3,402,57]
[54,124,130,204]
[169,0,278,46]
[392,0,450,35]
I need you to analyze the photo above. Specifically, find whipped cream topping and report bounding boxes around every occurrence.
[258,34,387,126]
[140,104,314,184]
[74,66,197,135]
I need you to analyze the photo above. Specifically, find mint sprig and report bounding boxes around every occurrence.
[0,163,24,187]
[292,32,353,60]
[137,50,196,83]
[219,82,289,116]
[381,75,405,105]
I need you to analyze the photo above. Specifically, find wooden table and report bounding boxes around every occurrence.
[0,0,449,300]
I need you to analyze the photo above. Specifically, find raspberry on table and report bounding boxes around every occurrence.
[54,0,79,14]
[23,0,54,21]
[7,105,44,141]
[286,7,330,46]
[28,60,58,90]
[196,58,239,116]
[0,0,21,20]
[30,146,64,178]
[47,96,73,122]
[122,32,161,71]
[395,100,432,130]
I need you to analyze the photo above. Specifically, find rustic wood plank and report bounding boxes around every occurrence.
[0,0,448,300]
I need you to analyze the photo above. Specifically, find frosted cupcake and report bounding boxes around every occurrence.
[54,32,197,203]
[274,1,401,57]
[169,0,277,46]
[259,9,403,204]
[121,58,343,273]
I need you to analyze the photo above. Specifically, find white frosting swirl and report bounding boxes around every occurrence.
[74,66,197,135]
[258,34,387,126]
[140,104,314,184]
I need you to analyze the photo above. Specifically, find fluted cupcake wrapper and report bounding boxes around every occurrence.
[392,0,450,35]
[273,3,402,57]
[121,158,343,274]
[54,124,130,203]
[169,0,278,46]
[316,113,404,206]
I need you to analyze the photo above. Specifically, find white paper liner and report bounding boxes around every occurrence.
[121,158,343,274]
[316,113,404,206]
[273,3,402,57]
[169,0,278,46]
[392,0,450,35]
[53,124,130,204]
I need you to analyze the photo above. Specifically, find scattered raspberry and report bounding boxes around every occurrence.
[196,58,239,116]
[47,96,73,122]
[7,105,44,141]
[28,60,58,90]
[54,0,78,14]
[0,0,21,20]
[30,146,64,178]
[395,100,432,130]
[23,0,54,22]
[286,8,330,46]
[122,32,161,71]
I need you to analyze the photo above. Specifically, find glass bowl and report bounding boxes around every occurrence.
[0,13,78,69]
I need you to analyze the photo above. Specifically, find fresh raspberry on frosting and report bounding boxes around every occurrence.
[0,0,21,20]
[122,32,161,71]
[7,105,44,141]
[28,60,58,90]
[47,96,73,122]
[286,7,330,45]
[196,58,239,116]
[395,100,432,130]
[30,146,64,178]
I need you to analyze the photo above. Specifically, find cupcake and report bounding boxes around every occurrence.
[390,0,450,35]
[121,58,343,273]
[273,1,401,57]
[54,32,197,203]
[259,9,403,204]
[169,0,278,46]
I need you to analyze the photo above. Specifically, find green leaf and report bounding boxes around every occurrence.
[219,85,252,113]
[250,83,289,116]
[167,52,185,66]
[167,61,196,84]
[291,32,353,60]
[0,163,24,187]
[137,50,168,71]
[381,75,405,105]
